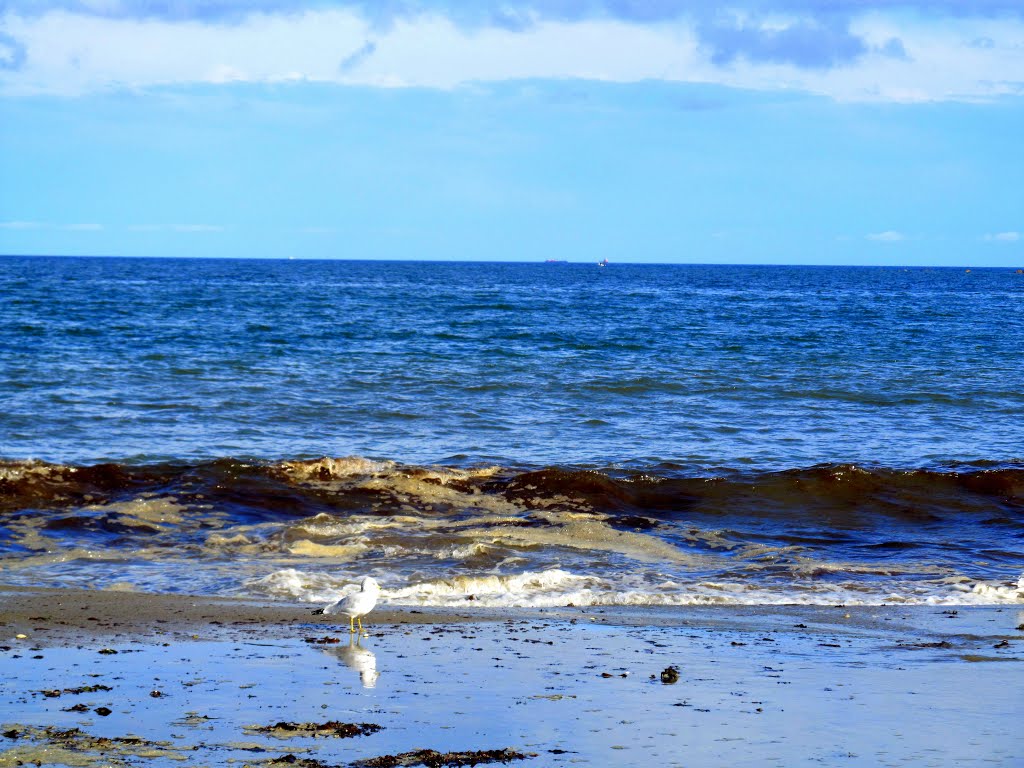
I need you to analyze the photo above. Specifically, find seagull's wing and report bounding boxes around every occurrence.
[323,593,355,616]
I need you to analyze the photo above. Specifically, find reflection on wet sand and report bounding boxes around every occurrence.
[325,637,380,688]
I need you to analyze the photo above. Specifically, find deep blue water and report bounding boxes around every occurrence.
[1,256,1022,605]
[2,256,1023,469]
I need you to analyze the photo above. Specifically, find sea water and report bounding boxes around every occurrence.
[1,256,1022,606]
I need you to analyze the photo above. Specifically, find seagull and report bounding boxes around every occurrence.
[312,576,380,637]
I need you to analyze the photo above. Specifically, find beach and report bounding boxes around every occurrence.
[2,260,1022,765]
[2,586,1021,767]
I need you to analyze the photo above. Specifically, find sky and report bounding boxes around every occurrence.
[0,1,1022,265]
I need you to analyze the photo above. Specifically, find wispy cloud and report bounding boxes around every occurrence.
[867,230,906,242]
[0,220,44,229]
[0,30,27,70]
[697,16,868,70]
[983,231,1020,242]
[4,2,1024,25]
[61,222,103,231]
[339,40,376,73]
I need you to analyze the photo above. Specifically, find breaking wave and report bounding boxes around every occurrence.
[2,456,1022,606]
[249,567,1024,608]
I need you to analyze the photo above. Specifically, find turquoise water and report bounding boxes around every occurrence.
[1,256,1021,605]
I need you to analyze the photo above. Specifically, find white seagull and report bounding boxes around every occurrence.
[313,577,381,637]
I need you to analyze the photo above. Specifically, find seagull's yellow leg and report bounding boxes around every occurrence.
[349,616,356,634]
[358,616,368,637]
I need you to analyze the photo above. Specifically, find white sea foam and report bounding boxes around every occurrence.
[202,532,262,553]
[249,567,358,605]
[0,459,67,483]
[458,514,707,565]
[201,522,286,554]
[385,569,598,606]
[275,457,506,496]
[82,496,192,527]
[286,513,423,539]
[246,567,1024,608]
[954,572,1024,604]
[1,547,124,569]
[279,507,710,568]
[275,456,396,480]
[286,540,369,560]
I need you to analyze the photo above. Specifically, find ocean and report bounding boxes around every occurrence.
[1,255,1022,607]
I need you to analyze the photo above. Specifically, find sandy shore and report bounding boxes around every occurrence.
[2,586,1022,767]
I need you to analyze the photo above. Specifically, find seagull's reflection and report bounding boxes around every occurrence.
[325,636,380,688]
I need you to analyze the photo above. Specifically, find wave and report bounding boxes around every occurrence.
[250,566,1024,608]
[3,456,1022,523]
[3,456,1021,606]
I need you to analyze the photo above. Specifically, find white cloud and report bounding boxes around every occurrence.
[0,9,1022,101]
[0,220,44,229]
[62,222,103,230]
[983,231,1021,242]
[867,230,906,242]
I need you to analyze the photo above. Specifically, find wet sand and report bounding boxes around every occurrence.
[2,586,1022,767]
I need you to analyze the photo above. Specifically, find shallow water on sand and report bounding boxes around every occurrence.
[1,607,1021,768]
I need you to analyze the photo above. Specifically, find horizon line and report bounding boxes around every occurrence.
[2,253,1022,270]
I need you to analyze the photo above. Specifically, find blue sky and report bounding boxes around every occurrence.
[1,1,1022,264]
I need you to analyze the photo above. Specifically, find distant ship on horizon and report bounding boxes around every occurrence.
[598,258,609,267]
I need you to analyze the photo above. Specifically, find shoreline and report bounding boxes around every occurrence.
[2,584,1022,647]
[2,586,1022,767]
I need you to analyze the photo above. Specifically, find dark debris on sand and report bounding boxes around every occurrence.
[1,727,140,744]
[248,721,383,739]
[266,754,339,767]
[354,748,534,767]
[37,684,113,697]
